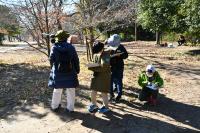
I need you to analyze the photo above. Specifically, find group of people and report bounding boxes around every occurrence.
[48,30,164,114]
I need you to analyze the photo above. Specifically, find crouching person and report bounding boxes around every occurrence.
[48,30,80,112]
[138,65,163,105]
[87,41,111,113]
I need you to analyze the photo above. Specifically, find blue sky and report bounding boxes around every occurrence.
[0,0,77,13]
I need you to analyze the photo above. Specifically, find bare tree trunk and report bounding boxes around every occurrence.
[86,36,93,62]
[0,34,3,45]
[80,30,84,45]
[86,36,89,61]
[156,31,160,45]
[8,36,11,42]
[57,21,62,30]
[43,0,51,56]
[85,28,93,63]
[135,21,137,42]
[107,31,111,38]
[57,0,63,30]
[89,27,94,45]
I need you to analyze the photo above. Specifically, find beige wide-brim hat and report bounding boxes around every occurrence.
[55,30,70,42]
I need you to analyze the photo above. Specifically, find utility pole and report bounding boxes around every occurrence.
[134,0,139,42]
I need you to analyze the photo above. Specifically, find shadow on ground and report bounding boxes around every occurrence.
[0,63,52,119]
[134,55,200,80]
[0,63,200,133]
[186,49,200,56]
[118,93,200,132]
[68,85,200,132]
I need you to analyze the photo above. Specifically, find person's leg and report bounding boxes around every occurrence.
[115,69,124,101]
[91,90,97,105]
[66,88,75,111]
[113,83,117,92]
[152,90,159,105]
[148,89,158,105]
[116,77,123,100]
[101,92,109,108]
[178,40,181,46]
[99,92,110,113]
[110,75,115,99]
[152,90,158,99]
[139,87,151,101]
[88,91,98,112]
[51,89,63,109]
[181,40,186,46]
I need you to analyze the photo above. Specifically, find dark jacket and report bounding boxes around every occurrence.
[110,44,128,72]
[48,42,80,88]
[88,51,111,93]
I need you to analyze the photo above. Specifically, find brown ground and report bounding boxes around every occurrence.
[0,42,200,133]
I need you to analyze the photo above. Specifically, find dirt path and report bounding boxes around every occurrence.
[0,42,200,133]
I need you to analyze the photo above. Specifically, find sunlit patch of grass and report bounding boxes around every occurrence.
[1,44,200,108]
[173,52,185,57]
[0,50,48,65]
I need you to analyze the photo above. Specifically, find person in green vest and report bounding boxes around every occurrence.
[87,41,111,113]
[138,65,164,105]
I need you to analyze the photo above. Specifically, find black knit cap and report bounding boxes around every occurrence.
[92,41,104,54]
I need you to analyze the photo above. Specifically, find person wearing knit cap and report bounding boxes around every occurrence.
[107,34,128,103]
[138,65,164,105]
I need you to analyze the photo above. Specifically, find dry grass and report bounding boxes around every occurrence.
[0,43,200,133]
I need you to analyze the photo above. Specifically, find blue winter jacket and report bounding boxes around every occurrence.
[48,42,80,88]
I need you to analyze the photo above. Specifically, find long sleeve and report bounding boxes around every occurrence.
[72,46,80,74]
[154,72,164,87]
[49,46,56,68]
[138,72,148,88]
[119,45,128,59]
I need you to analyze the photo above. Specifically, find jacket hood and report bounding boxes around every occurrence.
[54,42,70,52]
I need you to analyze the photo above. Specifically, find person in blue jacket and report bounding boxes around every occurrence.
[107,34,128,102]
[48,30,80,112]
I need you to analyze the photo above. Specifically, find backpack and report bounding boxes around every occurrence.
[57,50,72,73]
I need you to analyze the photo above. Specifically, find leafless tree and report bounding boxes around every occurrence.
[0,0,69,56]
[69,0,138,61]
[1,0,139,59]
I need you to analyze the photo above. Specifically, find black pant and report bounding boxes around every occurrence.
[139,87,158,101]
[110,68,124,98]
[178,40,186,46]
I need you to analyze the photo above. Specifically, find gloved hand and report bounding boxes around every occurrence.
[147,82,152,86]
[154,83,159,87]
[152,83,159,90]
[142,81,148,85]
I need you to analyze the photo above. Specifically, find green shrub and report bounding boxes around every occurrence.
[162,32,179,42]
